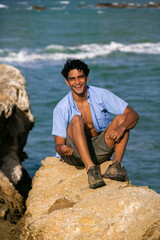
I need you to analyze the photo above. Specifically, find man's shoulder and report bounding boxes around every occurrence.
[89,85,108,91]
[90,85,117,95]
[88,85,121,104]
[88,85,109,96]
[54,92,71,111]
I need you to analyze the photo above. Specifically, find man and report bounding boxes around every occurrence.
[52,59,139,189]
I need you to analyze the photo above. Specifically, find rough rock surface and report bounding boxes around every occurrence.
[0,170,24,222]
[0,170,24,240]
[21,157,160,240]
[0,64,34,192]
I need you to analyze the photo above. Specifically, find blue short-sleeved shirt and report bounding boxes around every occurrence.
[52,85,128,157]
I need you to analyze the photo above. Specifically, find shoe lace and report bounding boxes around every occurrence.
[92,168,99,180]
[110,162,126,174]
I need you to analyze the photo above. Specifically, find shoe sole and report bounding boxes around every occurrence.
[103,174,128,182]
[89,181,106,189]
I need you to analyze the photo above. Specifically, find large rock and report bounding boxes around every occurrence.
[21,157,160,239]
[0,65,34,239]
[0,64,34,195]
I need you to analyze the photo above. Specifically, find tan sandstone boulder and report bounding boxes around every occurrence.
[21,157,160,240]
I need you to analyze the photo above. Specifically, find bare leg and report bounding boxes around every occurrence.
[105,115,129,163]
[67,115,95,171]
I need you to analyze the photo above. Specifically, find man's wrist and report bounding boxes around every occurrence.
[56,144,65,155]
[121,123,127,132]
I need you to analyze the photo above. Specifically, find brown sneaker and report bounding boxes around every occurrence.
[103,161,129,182]
[87,166,106,189]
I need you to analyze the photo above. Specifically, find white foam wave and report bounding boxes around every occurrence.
[120,42,160,54]
[0,42,160,63]
[45,45,65,50]
[97,10,104,14]
[27,6,32,10]
[0,4,9,9]
[46,42,160,55]
[17,2,28,5]
[49,6,66,10]
[59,1,70,4]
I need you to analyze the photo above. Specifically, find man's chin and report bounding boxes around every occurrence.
[73,89,84,95]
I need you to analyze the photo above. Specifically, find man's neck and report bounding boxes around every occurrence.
[72,88,88,104]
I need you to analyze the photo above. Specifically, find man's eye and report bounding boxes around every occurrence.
[78,75,84,79]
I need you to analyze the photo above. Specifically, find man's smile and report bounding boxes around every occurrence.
[74,84,83,89]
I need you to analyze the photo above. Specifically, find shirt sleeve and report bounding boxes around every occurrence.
[52,105,68,138]
[102,89,128,115]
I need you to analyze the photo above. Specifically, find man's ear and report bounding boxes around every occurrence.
[86,76,89,82]
[65,79,70,86]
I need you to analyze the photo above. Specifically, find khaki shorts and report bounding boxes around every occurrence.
[61,126,114,166]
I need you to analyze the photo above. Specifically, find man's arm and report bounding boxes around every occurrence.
[54,135,73,156]
[121,105,139,130]
[106,105,139,142]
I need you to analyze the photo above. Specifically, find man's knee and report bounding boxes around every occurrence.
[68,115,84,129]
[67,115,84,139]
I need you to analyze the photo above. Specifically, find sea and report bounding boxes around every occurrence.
[0,0,160,193]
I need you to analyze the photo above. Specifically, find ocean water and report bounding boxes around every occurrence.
[0,0,160,193]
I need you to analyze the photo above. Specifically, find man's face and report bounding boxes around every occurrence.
[65,69,88,96]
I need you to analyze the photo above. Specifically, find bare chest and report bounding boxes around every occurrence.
[77,101,91,122]
[76,101,98,137]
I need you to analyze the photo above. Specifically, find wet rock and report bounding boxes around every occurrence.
[77,5,85,8]
[21,157,160,239]
[95,2,160,9]
[32,5,46,10]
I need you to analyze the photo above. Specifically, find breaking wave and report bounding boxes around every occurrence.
[0,4,9,9]
[59,1,70,4]
[0,42,160,63]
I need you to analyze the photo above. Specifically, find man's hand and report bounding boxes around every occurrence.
[105,106,139,145]
[105,125,126,143]
[60,144,73,156]
[54,135,73,157]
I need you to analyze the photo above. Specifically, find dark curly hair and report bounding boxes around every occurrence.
[61,59,90,80]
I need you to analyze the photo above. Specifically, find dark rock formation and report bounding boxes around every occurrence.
[95,2,160,8]
[0,64,34,198]
[32,5,46,10]
[0,64,34,239]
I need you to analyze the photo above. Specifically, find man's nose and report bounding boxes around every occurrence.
[75,78,80,84]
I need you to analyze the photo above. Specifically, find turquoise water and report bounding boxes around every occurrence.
[0,0,160,193]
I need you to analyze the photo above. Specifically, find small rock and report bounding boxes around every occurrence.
[32,5,46,10]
